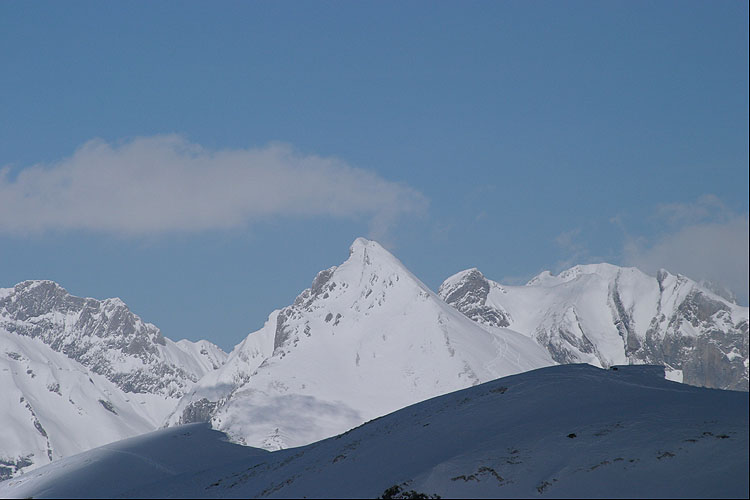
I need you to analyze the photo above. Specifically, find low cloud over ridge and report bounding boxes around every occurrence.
[623,197,749,305]
[0,135,427,237]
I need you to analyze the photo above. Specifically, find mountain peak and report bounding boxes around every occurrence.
[170,239,552,450]
[439,268,511,329]
[347,237,393,264]
[441,268,485,289]
[341,237,425,288]
[349,236,374,254]
[14,279,67,294]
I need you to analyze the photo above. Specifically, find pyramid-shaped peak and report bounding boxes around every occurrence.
[349,237,387,255]
[345,237,404,270]
[438,268,491,299]
[442,268,485,286]
[283,237,435,314]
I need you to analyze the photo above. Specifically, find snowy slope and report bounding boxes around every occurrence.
[439,266,749,390]
[0,425,267,499]
[0,331,175,479]
[167,238,554,451]
[3,364,747,499]
[0,282,228,478]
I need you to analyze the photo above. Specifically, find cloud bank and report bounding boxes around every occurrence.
[0,135,427,238]
[623,197,749,305]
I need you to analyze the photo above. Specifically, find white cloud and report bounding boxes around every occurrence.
[0,135,427,238]
[552,197,749,304]
[551,227,613,273]
[624,212,749,305]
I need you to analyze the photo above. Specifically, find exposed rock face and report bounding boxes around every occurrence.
[0,280,224,397]
[181,398,218,424]
[440,265,749,391]
[0,456,32,481]
[273,266,340,352]
[438,269,511,328]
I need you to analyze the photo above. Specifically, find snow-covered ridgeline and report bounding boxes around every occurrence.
[0,280,227,396]
[439,264,749,390]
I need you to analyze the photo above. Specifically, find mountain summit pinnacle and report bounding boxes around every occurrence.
[347,237,401,268]
[167,237,552,450]
[349,236,374,254]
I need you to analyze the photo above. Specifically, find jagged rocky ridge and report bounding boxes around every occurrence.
[439,265,749,391]
[0,281,227,479]
[0,280,225,396]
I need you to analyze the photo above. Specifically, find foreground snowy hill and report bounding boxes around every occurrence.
[166,238,554,450]
[439,266,749,390]
[3,364,747,499]
[0,281,227,478]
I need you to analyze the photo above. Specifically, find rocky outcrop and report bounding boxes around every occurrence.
[0,281,225,397]
[181,398,218,424]
[438,269,511,328]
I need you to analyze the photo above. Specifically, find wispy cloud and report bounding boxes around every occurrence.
[550,196,748,304]
[651,194,734,227]
[553,228,589,270]
[0,135,427,238]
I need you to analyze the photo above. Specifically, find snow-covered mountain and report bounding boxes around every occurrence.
[3,240,747,483]
[166,238,554,450]
[3,364,747,499]
[1,281,226,396]
[0,281,227,478]
[439,264,749,390]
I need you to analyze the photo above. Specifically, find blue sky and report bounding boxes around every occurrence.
[1,1,748,350]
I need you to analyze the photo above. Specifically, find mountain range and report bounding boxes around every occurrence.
[1,237,747,480]
[439,264,748,390]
